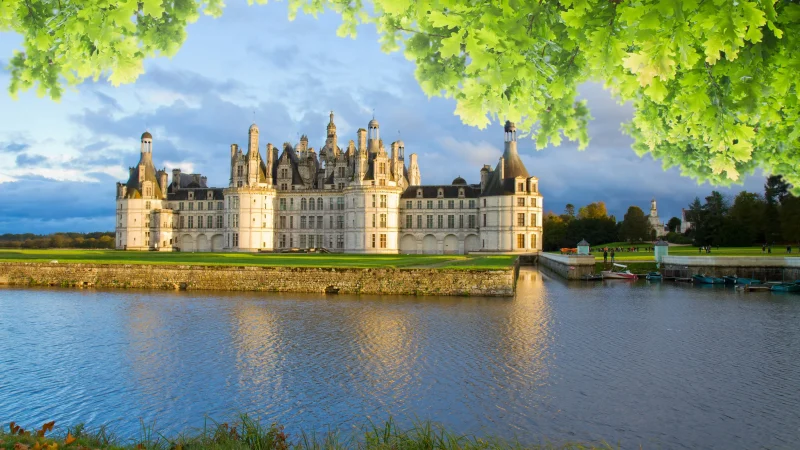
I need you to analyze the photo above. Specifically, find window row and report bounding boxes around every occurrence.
[516,213,539,227]
[177,201,224,211]
[403,214,477,229]
[370,233,388,249]
[279,197,345,211]
[178,215,225,229]
[405,199,477,210]
[516,233,538,249]
[278,234,345,249]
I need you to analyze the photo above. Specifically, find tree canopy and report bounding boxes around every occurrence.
[2,0,799,191]
[620,206,650,242]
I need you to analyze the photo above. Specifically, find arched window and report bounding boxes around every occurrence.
[309,198,315,210]
[301,198,307,210]
[317,198,324,210]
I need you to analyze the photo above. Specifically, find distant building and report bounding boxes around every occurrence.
[646,198,667,238]
[114,115,543,254]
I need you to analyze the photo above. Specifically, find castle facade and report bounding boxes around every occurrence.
[115,114,543,254]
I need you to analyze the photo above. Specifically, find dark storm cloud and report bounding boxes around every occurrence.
[0,176,116,234]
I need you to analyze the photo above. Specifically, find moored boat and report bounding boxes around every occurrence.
[693,274,725,284]
[770,283,800,293]
[723,275,761,285]
[601,263,638,280]
[645,272,662,281]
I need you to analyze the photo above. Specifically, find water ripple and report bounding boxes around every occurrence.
[1,269,799,449]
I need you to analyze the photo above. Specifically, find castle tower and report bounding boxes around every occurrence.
[368,117,379,153]
[408,153,421,186]
[247,123,260,186]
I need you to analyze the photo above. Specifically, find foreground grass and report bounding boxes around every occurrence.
[0,250,516,270]
[594,262,658,274]
[0,416,612,450]
[551,246,800,262]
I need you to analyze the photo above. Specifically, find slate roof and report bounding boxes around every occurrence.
[167,188,225,201]
[480,143,531,196]
[401,184,481,199]
[124,153,164,199]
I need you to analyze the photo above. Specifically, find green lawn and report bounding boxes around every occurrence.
[0,249,516,270]
[552,246,800,261]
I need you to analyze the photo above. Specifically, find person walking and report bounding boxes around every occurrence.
[762,244,766,253]
[603,249,608,265]
[610,249,616,264]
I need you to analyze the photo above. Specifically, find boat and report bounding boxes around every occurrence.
[723,275,761,285]
[692,274,725,284]
[580,274,603,281]
[770,283,800,293]
[645,272,662,281]
[601,264,638,280]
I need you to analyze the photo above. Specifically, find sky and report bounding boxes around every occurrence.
[0,2,767,234]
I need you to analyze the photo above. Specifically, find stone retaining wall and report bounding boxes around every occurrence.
[661,256,800,281]
[0,262,515,297]
[538,253,596,279]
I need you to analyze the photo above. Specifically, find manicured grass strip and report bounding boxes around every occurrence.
[0,250,516,270]
[594,262,658,274]
[0,415,614,450]
[550,246,800,262]
[437,255,518,270]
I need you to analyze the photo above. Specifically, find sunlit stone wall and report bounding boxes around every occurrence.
[0,263,514,297]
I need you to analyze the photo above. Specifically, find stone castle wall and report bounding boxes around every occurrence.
[0,263,515,297]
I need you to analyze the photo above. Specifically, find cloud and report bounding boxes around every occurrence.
[245,42,300,66]
[14,153,38,167]
[1,141,30,153]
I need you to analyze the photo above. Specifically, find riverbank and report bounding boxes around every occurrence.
[0,261,515,296]
[0,416,611,450]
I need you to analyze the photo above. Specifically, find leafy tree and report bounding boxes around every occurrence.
[722,191,766,246]
[620,206,650,243]
[543,212,568,251]
[564,203,576,218]
[763,175,790,243]
[780,195,800,245]
[577,201,608,220]
[667,217,682,233]
[3,0,800,192]
[765,174,792,204]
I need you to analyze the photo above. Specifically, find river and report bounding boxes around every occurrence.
[1,267,799,449]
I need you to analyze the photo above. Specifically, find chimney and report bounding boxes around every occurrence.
[159,171,168,198]
[172,168,181,187]
[391,142,398,161]
[230,144,238,158]
[357,129,366,153]
[499,157,505,179]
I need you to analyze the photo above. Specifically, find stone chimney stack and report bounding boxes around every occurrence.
[357,128,367,153]
[159,171,168,198]
[499,157,505,179]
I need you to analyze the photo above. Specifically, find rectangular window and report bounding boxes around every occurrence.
[208,201,213,210]
[380,195,387,208]
[309,235,315,248]
[372,195,376,207]
[198,202,203,211]
[438,200,443,209]
[300,235,307,248]
[380,234,387,249]
[448,200,454,209]
[427,200,433,209]
[317,216,323,229]
[406,215,413,228]
[483,214,486,227]
[459,200,464,209]
[337,216,344,229]
[145,201,151,210]
[280,235,286,248]
[330,198,335,210]
[207,216,213,228]
[280,216,286,228]
[483,199,486,207]
[437,215,443,229]
[301,216,307,229]
[469,215,476,228]
[280,198,286,210]
[337,197,344,210]
[233,233,239,246]
[531,213,537,227]
[330,216,334,229]
[372,214,376,227]
[531,234,537,249]
[179,202,184,210]
[217,216,223,228]
[218,201,224,210]
[189,202,194,211]
[188,216,194,228]
[371,234,376,248]
[518,197,525,207]
[459,215,464,228]
[406,201,412,209]
[517,234,525,249]
[447,215,454,228]
[380,214,387,228]
[531,198,537,207]
[469,200,475,209]
[417,200,422,209]
[426,215,433,228]
[518,213,525,226]
[417,215,422,229]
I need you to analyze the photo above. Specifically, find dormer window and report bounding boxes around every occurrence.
[416,189,422,197]
[188,192,194,200]
[458,189,464,198]
[437,188,444,198]
[207,192,213,200]
[517,182,524,192]
[237,166,244,177]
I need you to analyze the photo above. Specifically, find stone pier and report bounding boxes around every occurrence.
[538,253,596,280]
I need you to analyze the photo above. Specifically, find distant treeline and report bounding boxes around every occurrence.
[0,232,115,249]
[543,175,800,251]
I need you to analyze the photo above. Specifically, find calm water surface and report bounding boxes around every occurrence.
[1,268,799,449]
